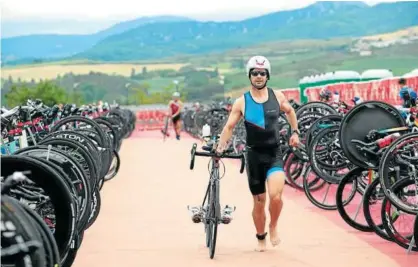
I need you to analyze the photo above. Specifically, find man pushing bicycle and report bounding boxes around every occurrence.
[213,56,300,252]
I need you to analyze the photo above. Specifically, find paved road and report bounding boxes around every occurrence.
[72,134,417,267]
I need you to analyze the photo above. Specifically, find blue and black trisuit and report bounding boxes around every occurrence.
[243,88,284,196]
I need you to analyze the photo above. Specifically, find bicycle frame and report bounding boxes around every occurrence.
[201,159,220,210]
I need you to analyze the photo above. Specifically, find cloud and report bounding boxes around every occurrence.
[2,0,319,20]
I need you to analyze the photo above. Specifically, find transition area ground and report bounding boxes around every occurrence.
[72,131,417,267]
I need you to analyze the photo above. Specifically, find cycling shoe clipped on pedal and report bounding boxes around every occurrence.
[187,205,203,223]
[221,205,236,224]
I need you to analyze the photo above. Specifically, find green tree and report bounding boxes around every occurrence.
[184,71,209,87]
[71,92,85,106]
[79,83,106,103]
[132,88,149,104]
[5,81,69,107]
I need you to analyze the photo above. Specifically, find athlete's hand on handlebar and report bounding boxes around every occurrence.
[215,141,228,154]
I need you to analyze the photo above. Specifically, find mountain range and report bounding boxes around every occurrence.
[2,1,418,65]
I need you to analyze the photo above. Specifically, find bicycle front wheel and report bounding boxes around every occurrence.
[207,180,220,259]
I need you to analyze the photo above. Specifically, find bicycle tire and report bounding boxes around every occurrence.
[305,114,342,153]
[14,146,92,233]
[378,132,418,214]
[1,197,47,267]
[18,196,61,267]
[85,186,102,230]
[1,155,77,259]
[283,152,305,189]
[381,178,418,251]
[50,116,108,149]
[302,166,337,210]
[309,126,350,184]
[163,116,169,142]
[414,215,418,250]
[296,101,337,117]
[104,149,121,182]
[362,177,393,241]
[208,177,219,259]
[38,138,100,188]
[336,167,373,232]
[204,182,211,248]
[94,117,119,150]
[72,128,108,179]
[42,130,101,172]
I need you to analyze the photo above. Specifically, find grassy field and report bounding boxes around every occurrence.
[361,26,418,41]
[1,63,188,82]
[1,62,235,82]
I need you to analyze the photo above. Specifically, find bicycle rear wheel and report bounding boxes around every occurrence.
[163,117,169,141]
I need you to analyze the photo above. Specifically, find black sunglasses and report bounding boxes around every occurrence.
[250,70,267,77]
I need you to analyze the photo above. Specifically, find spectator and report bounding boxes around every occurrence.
[399,78,417,108]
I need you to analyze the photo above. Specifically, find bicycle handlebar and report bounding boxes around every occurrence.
[189,142,245,174]
[194,150,243,159]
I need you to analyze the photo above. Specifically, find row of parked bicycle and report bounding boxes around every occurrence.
[1,99,136,267]
[183,98,418,253]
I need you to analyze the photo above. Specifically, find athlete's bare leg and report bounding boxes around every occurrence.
[173,120,181,139]
[252,193,267,252]
[176,120,182,136]
[266,171,285,247]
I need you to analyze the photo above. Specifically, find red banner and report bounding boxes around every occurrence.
[305,76,418,105]
[281,88,301,102]
[136,109,168,131]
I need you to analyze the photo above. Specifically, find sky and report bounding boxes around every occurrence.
[0,0,397,37]
[1,0,394,21]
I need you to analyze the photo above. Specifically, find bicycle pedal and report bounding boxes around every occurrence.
[224,205,236,212]
[187,205,203,223]
[221,215,233,224]
[221,205,236,224]
[192,214,202,223]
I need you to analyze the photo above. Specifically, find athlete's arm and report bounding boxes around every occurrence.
[275,90,298,132]
[216,97,243,152]
[167,100,173,116]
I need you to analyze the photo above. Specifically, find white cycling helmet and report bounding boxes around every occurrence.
[246,56,271,79]
[172,92,180,97]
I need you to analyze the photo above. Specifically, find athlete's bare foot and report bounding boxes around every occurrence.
[269,224,281,247]
[255,239,267,252]
[254,232,267,252]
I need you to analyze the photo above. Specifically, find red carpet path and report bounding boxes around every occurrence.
[72,130,417,267]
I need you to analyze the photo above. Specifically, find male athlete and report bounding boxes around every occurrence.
[166,92,183,140]
[399,78,417,108]
[215,56,300,252]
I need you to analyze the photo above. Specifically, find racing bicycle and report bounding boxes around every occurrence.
[189,135,245,259]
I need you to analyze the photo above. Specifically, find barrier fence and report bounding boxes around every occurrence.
[305,76,418,105]
[134,75,417,131]
[136,109,169,131]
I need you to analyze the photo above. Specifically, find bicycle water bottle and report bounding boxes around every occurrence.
[202,124,211,137]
